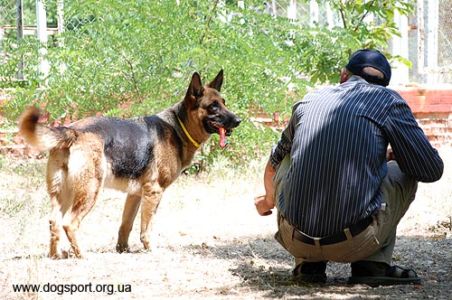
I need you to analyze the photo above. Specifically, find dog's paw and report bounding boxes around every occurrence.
[48,250,69,260]
[58,248,82,259]
[140,236,151,250]
[49,253,63,260]
[139,248,152,253]
[116,243,130,253]
[142,241,151,251]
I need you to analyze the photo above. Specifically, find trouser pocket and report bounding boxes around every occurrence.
[322,223,380,262]
[275,215,325,262]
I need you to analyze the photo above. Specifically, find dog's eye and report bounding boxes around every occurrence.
[209,102,220,112]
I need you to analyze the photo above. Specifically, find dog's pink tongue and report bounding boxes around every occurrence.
[219,127,227,148]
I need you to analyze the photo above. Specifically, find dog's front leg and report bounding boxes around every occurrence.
[140,182,163,250]
[116,194,141,253]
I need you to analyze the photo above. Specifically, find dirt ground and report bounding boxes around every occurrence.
[0,147,451,300]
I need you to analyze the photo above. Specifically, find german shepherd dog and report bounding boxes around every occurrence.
[19,70,241,258]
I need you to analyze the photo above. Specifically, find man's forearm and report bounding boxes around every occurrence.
[255,159,277,216]
[263,159,276,207]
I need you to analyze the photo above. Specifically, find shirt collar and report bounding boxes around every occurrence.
[346,75,368,83]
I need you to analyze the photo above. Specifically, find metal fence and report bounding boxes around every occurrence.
[0,0,61,80]
[408,0,452,84]
[0,1,17,60]
[437,0,452,82]
[266,0,452,84]
[0,0,41,41]
[0,1,18,25]
[256,0,452,84]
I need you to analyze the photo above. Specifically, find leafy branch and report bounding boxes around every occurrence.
[353,0,376,32]
[199,0,220,45]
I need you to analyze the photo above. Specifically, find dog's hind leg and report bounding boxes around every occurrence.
[116,194,141,253]
[49,195,68,259]
[140,182,163,250]
[47,150,70,259]
[62,174,102,258]
[62,138,104,258]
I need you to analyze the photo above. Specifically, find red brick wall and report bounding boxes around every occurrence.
[396,85,452,147]
[252,85,452,148]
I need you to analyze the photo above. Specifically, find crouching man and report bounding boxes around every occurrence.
[255,49,443,286]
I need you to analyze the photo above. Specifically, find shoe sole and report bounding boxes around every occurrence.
[348,276,422,287]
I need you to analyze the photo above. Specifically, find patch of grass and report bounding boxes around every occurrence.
[0,196,27,217]
[0,158,48,221]
[0,188,48,220]
[12,160,46,177]
[7,159,47,190]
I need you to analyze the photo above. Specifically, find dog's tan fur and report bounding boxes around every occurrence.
[19,71,240,258]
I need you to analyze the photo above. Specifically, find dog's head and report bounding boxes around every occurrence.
[183,70,241,147]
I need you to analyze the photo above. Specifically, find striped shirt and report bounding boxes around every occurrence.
[270,76,444,237]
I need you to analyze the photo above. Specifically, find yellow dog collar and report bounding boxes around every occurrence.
[177,117,200,148]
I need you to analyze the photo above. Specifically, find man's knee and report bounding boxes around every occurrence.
[384,161,418,207]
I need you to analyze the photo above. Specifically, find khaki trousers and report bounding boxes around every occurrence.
[273,156,418,265]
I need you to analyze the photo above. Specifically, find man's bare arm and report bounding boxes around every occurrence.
[254,159,276,216]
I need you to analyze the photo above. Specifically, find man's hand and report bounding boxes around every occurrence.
[254,195,274,216]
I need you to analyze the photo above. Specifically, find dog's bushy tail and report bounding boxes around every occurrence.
[19,106,78,151]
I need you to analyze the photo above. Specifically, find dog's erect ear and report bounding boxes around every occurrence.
[207,69,223,92]
[185,72,204,101]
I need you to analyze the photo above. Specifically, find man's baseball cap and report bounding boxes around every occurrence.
[345,49,391,86]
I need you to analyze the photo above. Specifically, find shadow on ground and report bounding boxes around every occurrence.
[184,235,452,299]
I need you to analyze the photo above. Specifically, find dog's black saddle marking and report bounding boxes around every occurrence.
[81,117,155,179]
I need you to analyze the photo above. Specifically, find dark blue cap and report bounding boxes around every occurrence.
[346,49,391,86]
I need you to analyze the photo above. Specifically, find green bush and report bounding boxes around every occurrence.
[1,0,413,168]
